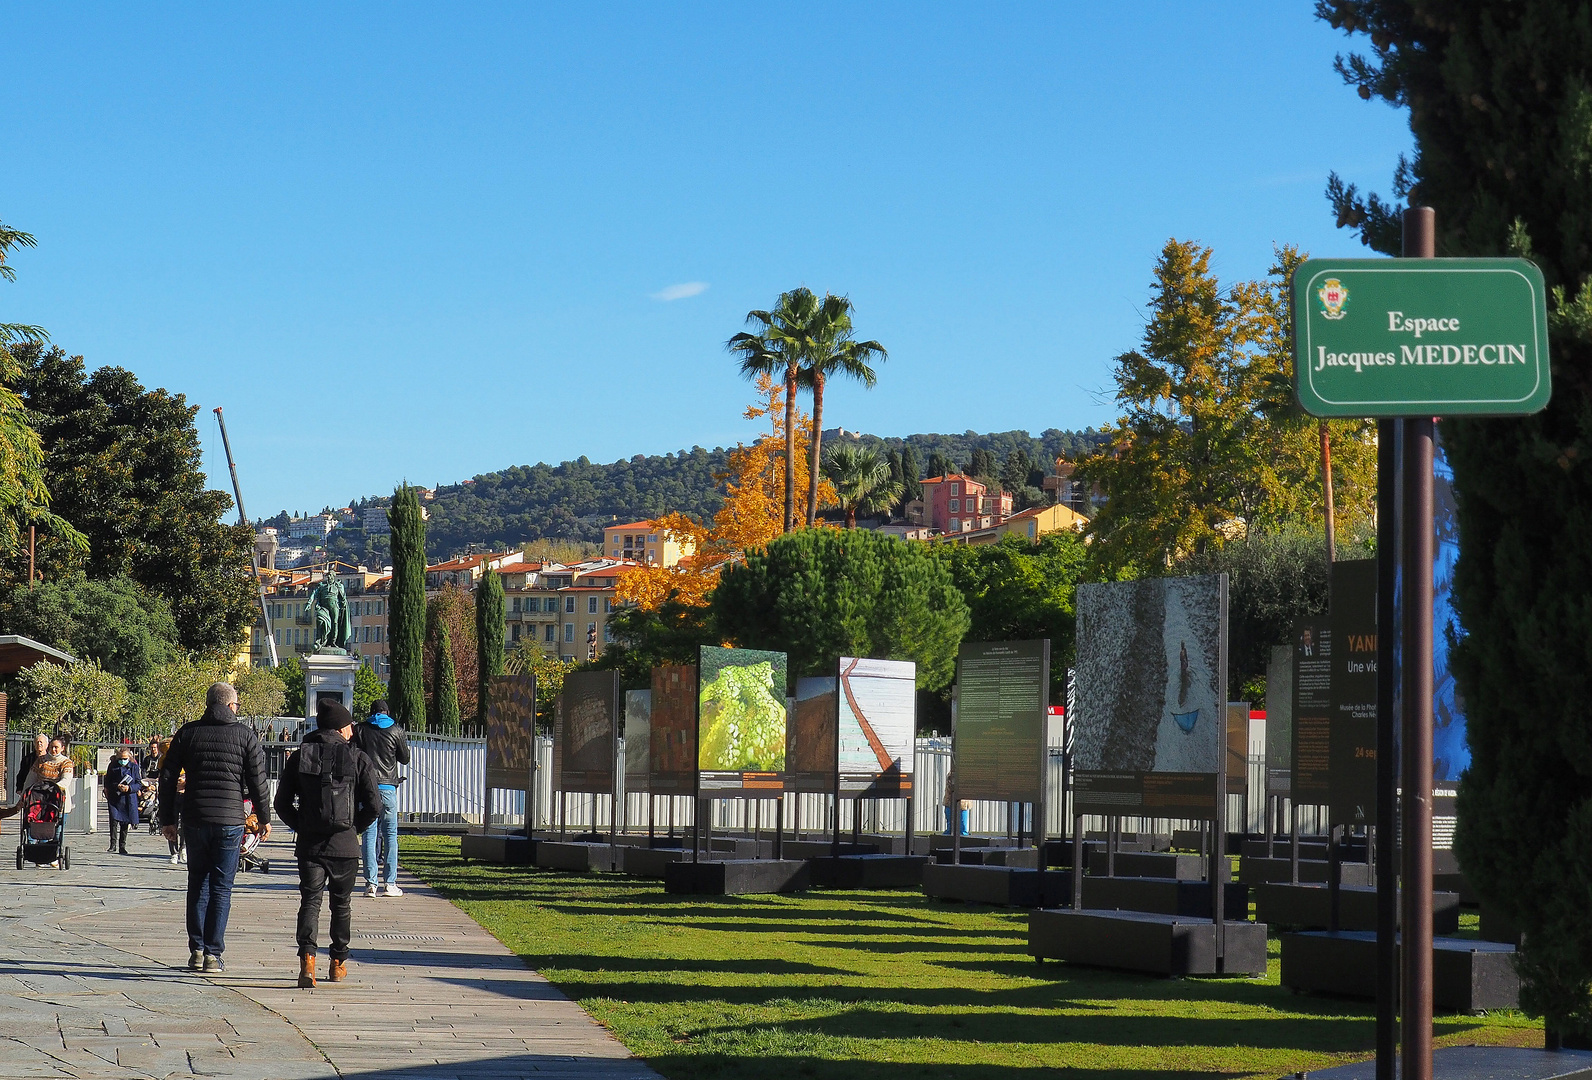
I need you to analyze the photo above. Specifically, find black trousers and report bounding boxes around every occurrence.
[295,855,358,960]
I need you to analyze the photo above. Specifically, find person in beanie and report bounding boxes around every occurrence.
[352,698,410,897]
[160,682,271,973]
[273,698,379,988]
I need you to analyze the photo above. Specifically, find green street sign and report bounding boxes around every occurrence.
[1292,257,1550,418]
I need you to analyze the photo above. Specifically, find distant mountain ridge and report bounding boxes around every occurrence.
[331,427,1110,559]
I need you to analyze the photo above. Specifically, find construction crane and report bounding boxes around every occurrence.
[214,406,279,667]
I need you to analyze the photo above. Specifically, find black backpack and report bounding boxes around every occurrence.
[294,739,356,831]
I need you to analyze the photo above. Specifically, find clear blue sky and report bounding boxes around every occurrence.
[2,4,1408,518]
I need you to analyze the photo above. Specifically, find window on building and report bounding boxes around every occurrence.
[604,624,614,643]
[949,499,959,512]
[950,483,959,495]
[604,598,614,613]
[564,596,575,613]
[511,597,521,613]
[587,596,598,614]
[545,624,556,642]
[649,534,658,542]
[511,625,520,642]
[375,627,382,642]
[564,623,574,643]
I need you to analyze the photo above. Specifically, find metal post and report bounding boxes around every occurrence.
[28,525,35,589]
[1403,414,1436,1079]
[1396,206,1437,1080]
[213,407,277,667]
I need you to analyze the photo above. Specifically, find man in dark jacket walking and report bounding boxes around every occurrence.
[351,698,410,897]
[159,682,271,973]
[274,699,379,988]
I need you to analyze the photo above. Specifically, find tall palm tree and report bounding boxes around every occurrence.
[822,444,903,528]
[799,296,886,527]
[728,288,820,533]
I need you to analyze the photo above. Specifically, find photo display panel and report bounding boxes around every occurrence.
[787,676,837,794]
[1329,558,1378,826]
[485,674,536,792]
[649,665,698,796]
[1290,617,1332,805]
[624,690,651,795]
[559,671,619,794]
[697,646,788,795]
[1265,645,1293,795]
[1227,703,1248,796]
[1072,575,1227,818]
[838,657,916,796]
[954,640,1049,803]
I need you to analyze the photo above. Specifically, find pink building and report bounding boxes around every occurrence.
[918,473,1013,535]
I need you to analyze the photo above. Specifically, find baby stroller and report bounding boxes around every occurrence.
[239,798,270,874]
[138,776,158,827]
[16,782,70,870]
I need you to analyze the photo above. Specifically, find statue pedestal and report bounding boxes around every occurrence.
[303,652,360,722]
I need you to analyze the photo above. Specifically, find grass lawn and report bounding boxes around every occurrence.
[401,835,1538,1080]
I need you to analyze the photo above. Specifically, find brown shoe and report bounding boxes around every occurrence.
[297,954,316,989]
[328,958,347,983]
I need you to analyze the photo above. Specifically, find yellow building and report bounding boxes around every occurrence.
[602,520,693,567]
[934,503,1087,546]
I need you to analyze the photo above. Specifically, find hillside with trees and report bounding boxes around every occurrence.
[321,427,1111,562]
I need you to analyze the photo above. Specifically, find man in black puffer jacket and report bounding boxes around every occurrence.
[274,699,379,988]
[159,682,271,974]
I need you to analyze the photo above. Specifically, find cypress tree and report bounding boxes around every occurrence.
[900,445,923,504]
[386,484,427,729]
[925,451,950,479]
[433,621,460,736]
[1323,1,1592,1043]
[475,564,505,724]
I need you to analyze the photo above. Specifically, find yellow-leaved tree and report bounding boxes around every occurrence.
[619,374,835,610]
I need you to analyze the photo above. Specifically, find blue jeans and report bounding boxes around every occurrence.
[361,786,399,885]
[943,807,968,836]
[183,822,243,956]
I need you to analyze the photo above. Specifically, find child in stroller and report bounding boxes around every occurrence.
[16,782,70,870]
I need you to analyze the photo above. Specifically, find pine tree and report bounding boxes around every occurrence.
[387,484,427,728]
[1321,0,1592,1045]
[475,564,505,722]
[432,621,460,736]
[1001,449,1033,495]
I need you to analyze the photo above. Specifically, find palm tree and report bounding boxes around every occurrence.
[728,288,820,533]
[799,296,886,527]
[822,444,903,528]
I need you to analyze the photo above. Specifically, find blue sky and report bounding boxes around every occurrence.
[1,5,1409,518]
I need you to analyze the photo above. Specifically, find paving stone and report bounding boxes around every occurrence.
[2,821,656,1079]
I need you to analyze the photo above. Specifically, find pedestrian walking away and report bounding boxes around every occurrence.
[158,681,271,974]
[103,745,143,854]
[351,697,409,897]
[274,698,379,988]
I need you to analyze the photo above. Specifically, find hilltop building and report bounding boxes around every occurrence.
[917,474,1014,535]
[602,520,693,567]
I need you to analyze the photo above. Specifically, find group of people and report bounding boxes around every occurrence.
[8,683,410,990]
[1,733,80,850]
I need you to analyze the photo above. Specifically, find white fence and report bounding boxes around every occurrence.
[6,720,1337,840]
[409,723,1334,841]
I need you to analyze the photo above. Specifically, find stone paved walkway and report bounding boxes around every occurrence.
[1,820,658,1080]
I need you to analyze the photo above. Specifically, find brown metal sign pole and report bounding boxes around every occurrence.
[1401,196,1439,1080]
[1375,416,1398,1080]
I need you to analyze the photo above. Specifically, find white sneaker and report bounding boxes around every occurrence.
[364,882,380,898]
[169,854,179,865]
[381,883,403,897]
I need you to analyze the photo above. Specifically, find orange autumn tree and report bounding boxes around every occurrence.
[619,374,835,610]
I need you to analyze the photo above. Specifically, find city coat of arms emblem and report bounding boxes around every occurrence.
[1317,277,1349,320]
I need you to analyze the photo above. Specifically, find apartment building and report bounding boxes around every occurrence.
[602,520,693,567]
[499,558,637,662]
[917,474,1014,535]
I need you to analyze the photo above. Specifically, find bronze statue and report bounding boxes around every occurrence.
[307,574,354,653]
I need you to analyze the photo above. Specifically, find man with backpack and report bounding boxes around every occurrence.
[351,698,410,897]
[273,699,380,988]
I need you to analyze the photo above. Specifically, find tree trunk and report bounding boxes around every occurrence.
[1321,420,1336,572]
[783,367,798,532]
[846,505,857,529]
[807,371,825,527]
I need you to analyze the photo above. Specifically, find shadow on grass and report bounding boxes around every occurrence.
[638,1054,1248,1080]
